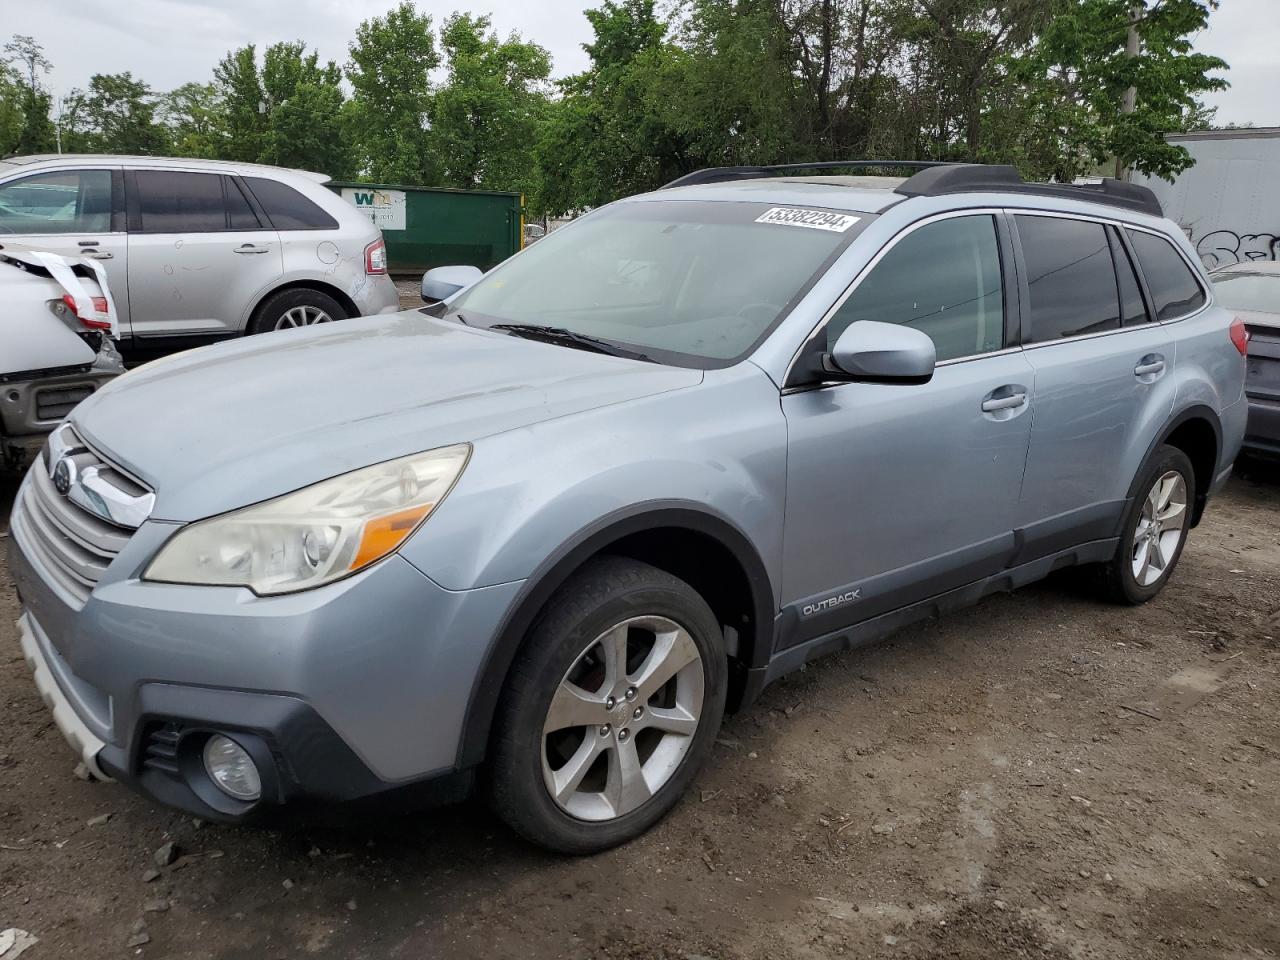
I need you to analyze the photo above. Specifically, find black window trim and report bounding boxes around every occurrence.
[1107,224,1155,326]
[0,166,125,235]
[222,175,264,230]
[125,168,273,235]
[1007,208,1211,350]
[783,207,1021,391]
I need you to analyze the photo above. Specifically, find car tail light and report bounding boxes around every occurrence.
[1229,316,1249,356]
[364,238,387,275]
[62,293,112,330]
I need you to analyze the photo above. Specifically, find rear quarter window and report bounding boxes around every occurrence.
[1127,229,1206,321]
[243,177,338,231]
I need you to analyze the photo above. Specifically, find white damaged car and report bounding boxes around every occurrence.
[1,248,124,469]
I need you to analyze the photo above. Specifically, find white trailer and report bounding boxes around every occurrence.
[1131,128,1280,270]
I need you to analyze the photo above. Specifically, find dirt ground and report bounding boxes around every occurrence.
[2,461,1279,960]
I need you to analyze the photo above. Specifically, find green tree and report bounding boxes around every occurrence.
[0,62,24,155]
[212,44,267,162]
[160,82,224,157]
[259,41,352,177]
[346,2,439,183]
[1019,0,1228,180]
[432,13,551,194]
[3,34,55,154]
[62,72,169,154]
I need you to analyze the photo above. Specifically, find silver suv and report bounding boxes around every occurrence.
[0,155,399,353]
[9,163,1247,853]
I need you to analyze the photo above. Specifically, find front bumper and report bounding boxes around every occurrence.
[8,509,523,819]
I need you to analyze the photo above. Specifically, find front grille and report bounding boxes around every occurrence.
[34,383,96,423]
[10,427,142,606]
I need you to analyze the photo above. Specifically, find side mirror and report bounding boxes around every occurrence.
[421,265,483,304]
[827,320,936,384]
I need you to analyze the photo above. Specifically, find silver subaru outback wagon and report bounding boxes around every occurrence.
[9,162,1246,853]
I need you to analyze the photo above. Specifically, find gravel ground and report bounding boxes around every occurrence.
[2,461,1279,959]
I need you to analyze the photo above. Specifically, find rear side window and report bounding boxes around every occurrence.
[828,215,1005,362]
[135,171,225,233]
[243,177,338,230]
[225,178,262,230]
[1111,228,1149,326]
[1017,216,1119,343]
[1127,229,1206,320]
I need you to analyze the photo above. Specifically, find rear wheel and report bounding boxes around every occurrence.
[488,557,726,854]
[248,288,347,335]
[1100,445,1195,604]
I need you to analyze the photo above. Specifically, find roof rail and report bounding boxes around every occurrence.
[895,163,1163,218]
[662,160,953,189]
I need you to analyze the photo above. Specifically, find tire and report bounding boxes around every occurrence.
[247,288,347,335]
[1099,444,1196,605]
[487,556,727,854]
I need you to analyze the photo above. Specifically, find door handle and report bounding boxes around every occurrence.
[981,392,1027,413]
[1134,356,1166,378]
[84,251,113,260]
[234,244,270,255]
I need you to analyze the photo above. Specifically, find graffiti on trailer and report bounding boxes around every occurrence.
[1193,229,1280,270]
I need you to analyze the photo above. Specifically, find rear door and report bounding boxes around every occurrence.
[126,169,282,339]
[780,212,1035,647]
[1013,214,1177,558]
[0,167,131,336]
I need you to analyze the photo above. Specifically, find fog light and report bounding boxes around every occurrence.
[202,734,261,801]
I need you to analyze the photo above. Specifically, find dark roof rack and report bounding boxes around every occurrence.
[663,160,1163,218]
[662,160,952,189]
[895,163,1163,217]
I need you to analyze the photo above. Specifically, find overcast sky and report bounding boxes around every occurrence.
[9,0,1278,129]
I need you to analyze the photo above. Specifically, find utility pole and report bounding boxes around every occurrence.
[1115,2,1142,181]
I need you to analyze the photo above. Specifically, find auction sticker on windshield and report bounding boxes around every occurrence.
[754,207,860,232]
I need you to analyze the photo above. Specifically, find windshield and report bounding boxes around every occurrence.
[1213,271,1280,316]
[448,199,872,367]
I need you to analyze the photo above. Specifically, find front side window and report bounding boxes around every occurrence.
[1018,215,1120,343]
[827,215,1005,362]
[1128,229,1207,320]
[448,200,871,367]
[135,170,225,233]
[0,170,113,235]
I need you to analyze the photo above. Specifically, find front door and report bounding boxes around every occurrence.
[126,169,282,339]
[0,167,131,336]
[781,213,1034,648]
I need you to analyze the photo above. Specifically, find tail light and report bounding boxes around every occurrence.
[61,293,112,331]
[1230,316,1249,356]
[364,238,387,275]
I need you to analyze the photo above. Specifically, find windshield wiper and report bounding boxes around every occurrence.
[489,323,654,362]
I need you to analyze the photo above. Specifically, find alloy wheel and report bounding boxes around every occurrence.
[274,305,334,330]
[1131,470,1188,587]
[541,615,704,822]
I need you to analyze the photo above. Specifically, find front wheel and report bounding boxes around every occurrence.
[487,557,727,854]
[1100,444,1195,604]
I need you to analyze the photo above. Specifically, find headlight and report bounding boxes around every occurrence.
[144,444,470,595]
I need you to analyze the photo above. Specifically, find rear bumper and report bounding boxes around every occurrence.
[1243,393,1280,456]
[356,273,401,315]
[1,353,122,466]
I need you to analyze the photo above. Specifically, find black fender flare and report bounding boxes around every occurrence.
[453,501,776,770]
[1125,403,1222,527]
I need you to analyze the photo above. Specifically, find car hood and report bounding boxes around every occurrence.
[72,312,702,521]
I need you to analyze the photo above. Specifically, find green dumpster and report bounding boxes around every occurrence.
[328,181,524,276]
